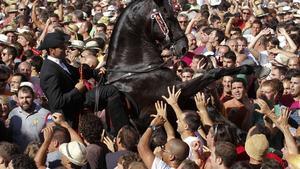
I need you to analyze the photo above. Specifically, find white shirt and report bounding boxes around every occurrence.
[47,56,71,74]
[183,136,201,160]
[151,157,173,169]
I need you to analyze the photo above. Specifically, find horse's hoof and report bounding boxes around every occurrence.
[253,66,271,79]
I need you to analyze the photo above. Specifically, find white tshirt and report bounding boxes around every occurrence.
[151,157,173,169]
[183,136,201,160]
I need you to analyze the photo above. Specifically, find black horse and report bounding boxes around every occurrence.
[106,0,255,126]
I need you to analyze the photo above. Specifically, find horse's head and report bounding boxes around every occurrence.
[146,0,188,56]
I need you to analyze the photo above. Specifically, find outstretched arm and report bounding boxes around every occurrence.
[138,115,165,169]
[155,101,175,141]
[162,86,184,122]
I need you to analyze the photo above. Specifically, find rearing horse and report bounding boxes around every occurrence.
[106,0,254,124]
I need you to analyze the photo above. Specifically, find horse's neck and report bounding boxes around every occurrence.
[107,25,162,71]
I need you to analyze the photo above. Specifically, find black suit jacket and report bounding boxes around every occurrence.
[40,58,84,119]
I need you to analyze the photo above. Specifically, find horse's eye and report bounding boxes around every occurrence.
[163,8,167,14]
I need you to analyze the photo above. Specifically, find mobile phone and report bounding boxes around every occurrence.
[274,104,287,117]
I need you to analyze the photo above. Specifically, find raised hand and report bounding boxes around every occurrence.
[52,113,66,125]
[150,115,166,127]
[275,107,290,131]
[162,86,181,106]
[155,101,167,119]
[103,136,115,152]
[254,99,276,121]
[194,92,209,112]
[42,126,54,143]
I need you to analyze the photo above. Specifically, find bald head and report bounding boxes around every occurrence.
[167,138,189,162]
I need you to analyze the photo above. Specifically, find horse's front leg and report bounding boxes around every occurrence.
[177,65,255,97]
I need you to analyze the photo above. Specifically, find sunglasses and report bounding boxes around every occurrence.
[243,12,250,15]
[177,69,183,73]
[68,48,78,51]
[19,8,26,11]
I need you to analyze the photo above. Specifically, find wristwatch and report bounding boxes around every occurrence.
[148,125,160,131]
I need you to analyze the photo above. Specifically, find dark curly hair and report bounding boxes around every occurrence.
[78,113,103,144]
[10,154,37,169]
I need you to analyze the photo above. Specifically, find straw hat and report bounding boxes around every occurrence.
[85,41,100,50]
[245,134,269,161]
[2,25,17,34]
[69,40,85,49]
[285,154,300,169]
[6,4,18,13]
[294,10,300,18]
[271,54,289,67]
[208,0,221,6]
[0,34,10,46]
[4,0,17,5]
[59,141,87,166]
[67,24,79,33]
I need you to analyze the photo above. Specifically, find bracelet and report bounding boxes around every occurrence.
[148,125,160,131]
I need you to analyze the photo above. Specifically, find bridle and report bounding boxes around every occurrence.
[106,6,185,84]
[150,8,186,54]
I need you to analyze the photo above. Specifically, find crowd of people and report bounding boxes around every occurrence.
[0,0,299,168]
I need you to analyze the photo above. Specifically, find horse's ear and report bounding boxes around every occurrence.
[153,0,164,7]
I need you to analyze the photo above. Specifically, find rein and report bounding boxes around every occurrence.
[106,58,171,84]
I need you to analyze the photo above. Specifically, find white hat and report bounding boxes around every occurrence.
[294,10,300,18]
[107,5,116,11]
[20,82,34,90]
[59,141,87,166]
[271,54,289,67]
[0,34,9,45]
[17,26,30,34]
[208,0,221,6]
[85,41,100,50]
[69,40,85,49]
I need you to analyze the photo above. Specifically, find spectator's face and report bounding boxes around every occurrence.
[283,81,291,95]
[176,66,183,77]
[288,58,300,69]
[212,20,221,29]
[67,47,81,59]
[261,85,276,101]
[199,28,209,43]
[176,114,187,133]
[190,58,200,71]
[251,23,261,36]
[222,76,233,93]
[290,77,300,98]
[187,34,197,51]
[17,35,28,47]
[227,40,238,52]
[222,58,235,68]
[106,25,114,38]
[242,9,251,21]
[216,46,228,61]
[237,40,247,53]
[231,82,245,100]
[1,48,11,63]
[10,75,22,93]
[17,90,33,111]
[270,67,283,80]
[178,16,188,31]
[51,46,66,59]
[181,72,193,82]
[6,32,16,43]
[18,63,31,79]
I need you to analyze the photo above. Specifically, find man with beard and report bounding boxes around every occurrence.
[7,82,51,151]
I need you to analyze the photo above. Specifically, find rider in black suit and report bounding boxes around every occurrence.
[39,31,129,133]
[39,31,86,125]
